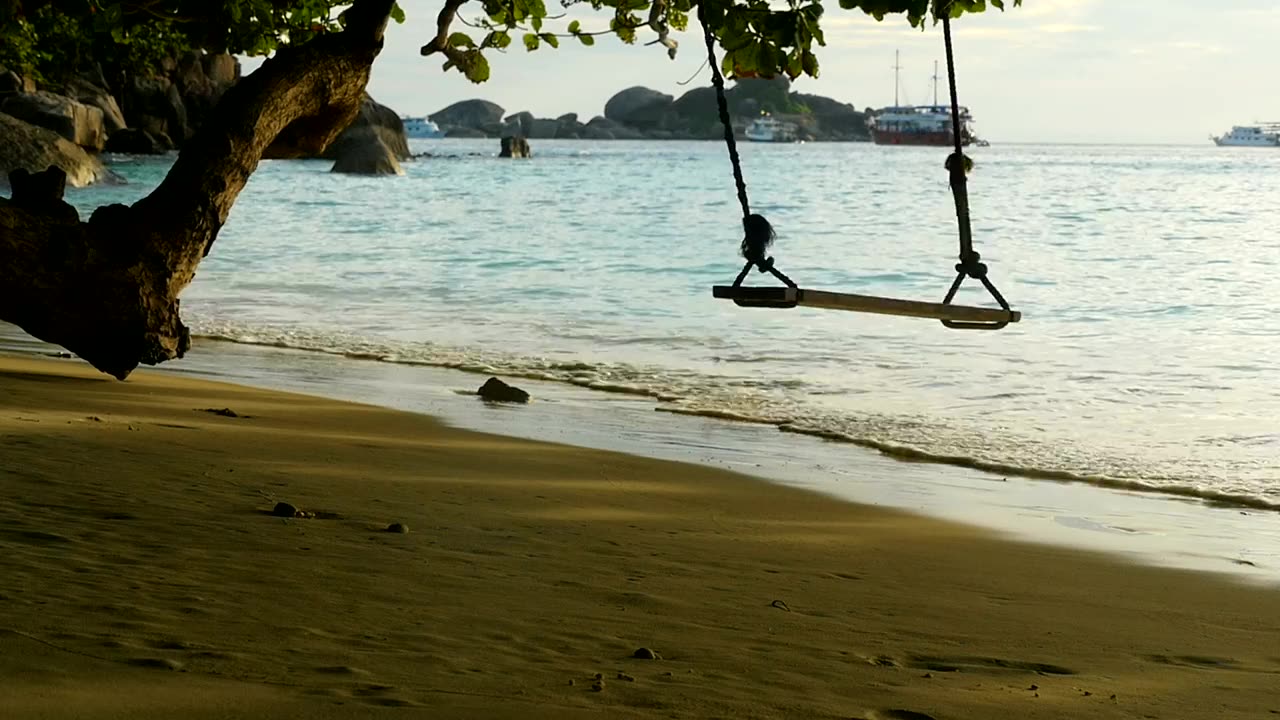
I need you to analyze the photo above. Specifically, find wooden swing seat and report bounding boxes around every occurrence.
[712,285,1022,324]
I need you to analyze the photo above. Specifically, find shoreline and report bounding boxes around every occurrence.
[5,327,1279,584]
[4,353,1280,719]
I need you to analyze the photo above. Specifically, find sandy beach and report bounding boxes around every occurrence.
[3,354,1279,719]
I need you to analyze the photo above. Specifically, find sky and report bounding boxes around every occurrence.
[254,1,1280,144]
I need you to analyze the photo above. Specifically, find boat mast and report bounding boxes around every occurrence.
[932,60,939,106]
[893,50,901,107]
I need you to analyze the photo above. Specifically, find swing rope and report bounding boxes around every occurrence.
[704,1,1017,328]
[698,2,797,290]
[939,11,1012,325]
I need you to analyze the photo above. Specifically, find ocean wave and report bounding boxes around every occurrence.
[189,322,1280,515]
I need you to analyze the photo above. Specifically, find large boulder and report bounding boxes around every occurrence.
[429,99,504,130]
[104,128,172,155]
[330,132,404,175]
[321,94,409,160]
[1,91,106,152]
[66,77,127,134]
[586,115,643,140]
[172,51,238,128]
[121,75,189,143]
[604,87,673,126]
[504,111,534,137]
[202,53,239,87]
[0,112,112,187]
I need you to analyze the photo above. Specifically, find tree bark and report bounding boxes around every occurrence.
[0,0,396,380]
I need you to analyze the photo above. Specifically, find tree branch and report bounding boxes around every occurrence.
[0,0,398,379]
[419,0,471,65]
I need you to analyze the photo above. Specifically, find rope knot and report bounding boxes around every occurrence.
[740,213,775,268]
[956,251,987,278]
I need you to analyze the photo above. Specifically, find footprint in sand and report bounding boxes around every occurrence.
[857,710,938,720]
[903,654,1074,676]
[126,657,183,671]
[1144,654,1241,670]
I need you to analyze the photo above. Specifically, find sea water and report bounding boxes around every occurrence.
[35,139,1280,511]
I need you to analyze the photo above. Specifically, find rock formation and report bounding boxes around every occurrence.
[1,91,106,152]
[0,112,113,188]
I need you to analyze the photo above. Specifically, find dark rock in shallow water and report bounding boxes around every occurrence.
[477,377,530,403]
[331,132,404,176]
[499,136,531,158]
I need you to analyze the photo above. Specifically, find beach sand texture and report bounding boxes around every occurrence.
[2,355,1279,719]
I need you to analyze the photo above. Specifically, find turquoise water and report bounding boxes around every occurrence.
[58,139,1280,509]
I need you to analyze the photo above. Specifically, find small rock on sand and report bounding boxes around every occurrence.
[632,647,660,660]
[271,502,313,519]
[200,407,241,418]
[477,377,530,404]
[386,522,409,534]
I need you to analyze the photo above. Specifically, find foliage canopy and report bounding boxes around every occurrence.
[0,0,1017,87]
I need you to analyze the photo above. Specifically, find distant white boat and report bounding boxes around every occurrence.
[1211,124,1280,147]
[744,114,796,143]
[403,117,444,139]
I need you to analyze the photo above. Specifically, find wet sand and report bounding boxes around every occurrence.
[3,355,1279,719]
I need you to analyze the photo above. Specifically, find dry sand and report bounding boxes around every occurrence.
[2,354,1279,719]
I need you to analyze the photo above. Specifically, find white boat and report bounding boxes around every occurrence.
[403,117,445,139]
[1211,124,1280,147]
[744,114,796,143]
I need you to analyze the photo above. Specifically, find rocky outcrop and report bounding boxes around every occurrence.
[67,77,127,134]
[331,134,403,175]
[586,116,644,140]
[499,136,531,158]
[429,99,504,132]
[604,87,673,126]
[1,91,106,152]
[116,51,239,145]
[528,118,560,139]
[504,111,534,137]
[791,93,870,141]
[120,74,190,143]
[0,112,112,187]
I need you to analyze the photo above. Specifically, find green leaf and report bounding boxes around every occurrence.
[577,32,595,45]
[390,2,406,23]
[448,32,475,48]
[466,52,491,82]
[568,19,581,33]
[539,32,559,48]
[523,32,540,50]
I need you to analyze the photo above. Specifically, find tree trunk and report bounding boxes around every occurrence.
[0,0,396,380]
